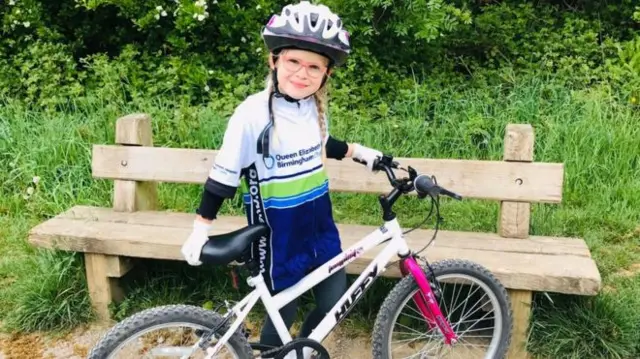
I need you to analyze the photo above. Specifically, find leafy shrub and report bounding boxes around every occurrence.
[2,0,637,108]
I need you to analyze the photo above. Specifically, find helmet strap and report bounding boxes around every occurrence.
[271,68,301,104]
[259,56,330,165]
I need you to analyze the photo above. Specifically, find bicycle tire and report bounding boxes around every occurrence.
[372,259,513,359]
[87,304,253,359]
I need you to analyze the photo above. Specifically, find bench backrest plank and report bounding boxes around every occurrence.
[92,144,563,203]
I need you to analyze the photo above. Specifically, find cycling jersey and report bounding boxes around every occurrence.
[208,88,342,291]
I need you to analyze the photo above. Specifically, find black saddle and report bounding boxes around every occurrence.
[200,224,270,265]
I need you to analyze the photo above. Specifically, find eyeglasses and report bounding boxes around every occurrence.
[280,54,328,79]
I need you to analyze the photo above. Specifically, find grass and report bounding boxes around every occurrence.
[0,73,639,358]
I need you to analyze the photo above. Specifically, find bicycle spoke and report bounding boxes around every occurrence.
[384,266,506,359]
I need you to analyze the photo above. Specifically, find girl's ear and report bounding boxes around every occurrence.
[268,53,275,70]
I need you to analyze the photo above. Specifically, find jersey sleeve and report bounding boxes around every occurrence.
[207,108,253,195]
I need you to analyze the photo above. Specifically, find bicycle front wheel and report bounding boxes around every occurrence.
[372,259,513,359]
[87,304,253,359]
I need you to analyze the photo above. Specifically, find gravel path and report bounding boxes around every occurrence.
[0,320,373,359]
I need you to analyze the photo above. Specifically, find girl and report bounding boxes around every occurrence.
[181,1,382,352]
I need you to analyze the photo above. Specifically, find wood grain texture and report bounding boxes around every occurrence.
[29,206,602,295]
[115,113,153,146]
[84,253,123,321]
[91,145,565,203]
[112,114,158,212]
[501,124,535,359]
[507,290,534,359]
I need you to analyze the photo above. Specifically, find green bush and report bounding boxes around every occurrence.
[1,0,638,108]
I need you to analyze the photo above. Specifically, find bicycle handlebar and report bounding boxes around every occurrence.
[353,155,462,201]
[414,174,463,200]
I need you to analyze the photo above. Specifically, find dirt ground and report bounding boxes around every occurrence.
[0,320,374,359]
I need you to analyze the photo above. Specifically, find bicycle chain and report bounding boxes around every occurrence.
[253,338,329,359]
[253,343,285,358]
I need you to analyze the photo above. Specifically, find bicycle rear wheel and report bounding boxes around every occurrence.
[372,259,512,359]
[87,304,253,358]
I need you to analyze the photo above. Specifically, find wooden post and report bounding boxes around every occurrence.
[85,113,156,321]
[113,113,158,212]
[500,124,534,359]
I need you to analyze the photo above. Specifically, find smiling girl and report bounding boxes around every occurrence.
[181,1,383,353]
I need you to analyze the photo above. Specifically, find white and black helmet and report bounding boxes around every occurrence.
[262,1,351,67]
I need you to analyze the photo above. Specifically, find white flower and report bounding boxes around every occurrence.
[195,0,206,7]
[197,14,205,21]
[161,10,167,16]
[156,5,163,10]
[204,85,210,92]
[256,4,261,10]
[32,176,40,184]
[9,0,15,5]
[26,187,34,195]
[193,13,198,19]
[208,70,213,74]
[256,47,262,53]
[241,36,246,43]
[23,21,30,28]
[154,14,160,20]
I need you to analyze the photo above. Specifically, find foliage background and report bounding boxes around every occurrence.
[1,0,639,358]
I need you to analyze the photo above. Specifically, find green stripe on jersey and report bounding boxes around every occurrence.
[240,168,328,199]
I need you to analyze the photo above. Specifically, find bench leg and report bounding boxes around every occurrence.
[506,289,533,359]
[85,253,126,321]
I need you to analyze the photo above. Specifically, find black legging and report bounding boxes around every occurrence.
[259,267,347,352]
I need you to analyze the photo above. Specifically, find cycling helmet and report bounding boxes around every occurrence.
[261,1,351,67]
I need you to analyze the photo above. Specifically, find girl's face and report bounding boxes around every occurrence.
[270,49,331,99]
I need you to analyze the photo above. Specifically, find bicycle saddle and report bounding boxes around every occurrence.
[200,224,270,265]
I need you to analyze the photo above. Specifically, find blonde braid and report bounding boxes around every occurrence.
[314,84,328,165]
[265,70,280,149]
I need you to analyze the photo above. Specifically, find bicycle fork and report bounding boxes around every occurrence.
[400,255,458,345]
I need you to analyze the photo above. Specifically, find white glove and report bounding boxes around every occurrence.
[352,143,383,172]
[181,220,212,266]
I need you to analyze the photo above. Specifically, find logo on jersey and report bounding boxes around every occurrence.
[273,143,322,169]
[244,164,272,289]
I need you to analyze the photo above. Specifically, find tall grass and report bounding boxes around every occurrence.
[0,75,638,357]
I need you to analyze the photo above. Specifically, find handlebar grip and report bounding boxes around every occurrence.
[414,175,435,196]
[442,188,463,201]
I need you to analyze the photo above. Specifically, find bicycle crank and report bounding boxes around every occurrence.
[272,338,330,359]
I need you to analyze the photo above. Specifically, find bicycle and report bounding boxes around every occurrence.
[88,154,513,359]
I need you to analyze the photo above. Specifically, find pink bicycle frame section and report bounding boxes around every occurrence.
[400,256,458,345]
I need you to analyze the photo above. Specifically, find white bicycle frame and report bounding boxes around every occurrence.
[202,217,414,359]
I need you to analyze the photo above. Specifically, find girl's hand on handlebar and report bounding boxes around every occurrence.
[351,143,383,172]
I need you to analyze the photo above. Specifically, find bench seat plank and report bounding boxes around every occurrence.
[28,206,601,295]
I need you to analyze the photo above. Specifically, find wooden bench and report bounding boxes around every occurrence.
[28,113,601,359]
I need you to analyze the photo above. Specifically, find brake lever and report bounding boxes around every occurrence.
[439,187,463,201]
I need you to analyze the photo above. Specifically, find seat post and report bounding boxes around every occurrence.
[240,249,262,278]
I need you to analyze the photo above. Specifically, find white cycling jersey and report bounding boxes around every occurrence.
[209,88,342,292]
